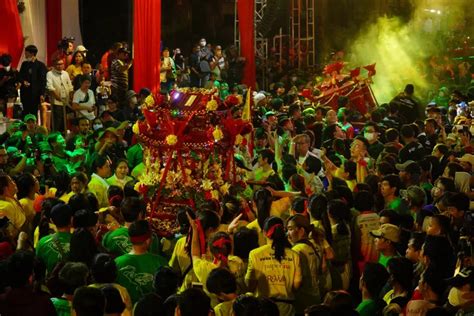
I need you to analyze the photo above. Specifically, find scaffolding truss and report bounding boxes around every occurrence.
[290,0,316,68]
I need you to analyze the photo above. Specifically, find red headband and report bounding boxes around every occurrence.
[302,200,308,217]
[109,195,123,206]
[212,237,232,249]
[195,219,207,255]
[130,231,151,244]
[265,223,283,239]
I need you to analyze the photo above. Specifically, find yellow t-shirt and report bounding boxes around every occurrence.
[194,256,246,293]
[245,244,302,300]
[19,197,35,224]
[169,236,191,275]
[246,220,266,247]
[0,197,26,238]
[270,197,291,218]
[214,300,235,316]
[66,64,83,80]
[89,283,132,316]
[292,242,321,313]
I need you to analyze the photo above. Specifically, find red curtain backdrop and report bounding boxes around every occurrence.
[0,0,24,68]
[133,0,161,94]
[237,0,256,89]
[46,0,62,65]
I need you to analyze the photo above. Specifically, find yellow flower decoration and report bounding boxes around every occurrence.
[219,183,231,196]
[166,134,178,146]
[134,182,143,192]
[212,126,224,142]
[235,135,243,145]
[211,190,220,200]
[132,122,140,134]
[201,179,214,191]
[206,99,218,111]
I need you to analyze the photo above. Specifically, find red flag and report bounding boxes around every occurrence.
[350,67,361,79]
[0,0,24,68]
[364,63,377,77]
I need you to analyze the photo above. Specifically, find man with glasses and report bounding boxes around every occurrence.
[46,58,73,132]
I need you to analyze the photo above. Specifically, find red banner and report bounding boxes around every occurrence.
[133,0,161,94]
[0,0,24,68]
[237,0,256,89]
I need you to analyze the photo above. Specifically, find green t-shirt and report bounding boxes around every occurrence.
[51,297,71,316]
[115,252,168,304]
[378,253,395,268]
[387,197,409,216]
[356,299,376,316]
[102,227,132,257]
[102,226,163,258]
[36,232,71,273]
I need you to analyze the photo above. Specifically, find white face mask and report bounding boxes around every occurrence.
[200,41,206,47]
[448,287,471,306]
[93,124,103,131]
[4,66,11,72]
[364,132,376,142]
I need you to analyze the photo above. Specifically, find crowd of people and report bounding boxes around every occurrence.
[0,35,473,316]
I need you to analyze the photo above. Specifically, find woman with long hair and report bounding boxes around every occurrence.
[245,216,302,316]
[286,214,322,313]
[66,51,85,81]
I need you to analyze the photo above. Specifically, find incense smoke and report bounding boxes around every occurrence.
[346,1,473,104]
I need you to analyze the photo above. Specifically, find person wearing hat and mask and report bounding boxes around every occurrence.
[123,90,140,121]
[110,47,132,105]
[446,266,474,314]
[370,223,401,268]
[396,160,422,188]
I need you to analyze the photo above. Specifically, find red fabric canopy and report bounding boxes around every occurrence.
[133,0,161,94]
[0,0,24,68]
[237,0,256,89]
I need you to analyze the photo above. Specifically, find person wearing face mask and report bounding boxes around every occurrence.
[445,266,474,314]
[363,122,384,159]
[92,118,104,131]
[0,54,20,117]
[19,45,48,118]
[198,38,213,88]
[46,58,74,132]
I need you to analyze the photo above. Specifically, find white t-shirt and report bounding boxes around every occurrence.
[73,89,96,120]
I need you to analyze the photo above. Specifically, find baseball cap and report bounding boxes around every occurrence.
[75,45,88,53]
[264,111,276,119]
[459,154,474,172]
[370,223,400,243]
[126,90,137,100]
[395,160,421,174]
[23,114,37,123]
[446,267,474,287]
